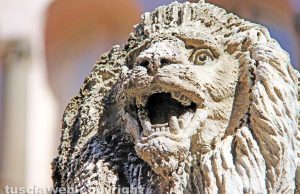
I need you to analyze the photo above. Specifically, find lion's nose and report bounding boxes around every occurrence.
[137,56,173,75]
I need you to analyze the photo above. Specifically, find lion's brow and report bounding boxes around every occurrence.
[177,35,221,58]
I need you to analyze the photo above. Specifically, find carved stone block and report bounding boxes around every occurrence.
[52,1,300,193]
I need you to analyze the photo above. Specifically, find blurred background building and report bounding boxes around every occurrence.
[0,0,299,190]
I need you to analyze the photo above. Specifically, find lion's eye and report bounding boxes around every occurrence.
[191,49,214,65]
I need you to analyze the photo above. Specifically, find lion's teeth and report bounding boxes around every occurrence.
[143,127,151,136]
[166,127,170,132]
[187,109,207,131]
[178,110,194,129]
[169,116,180,134]
[151,123,168,127]
[182,99,191,106]
[182,96,192,106]
[171,92,191,106]
[178,118,185,129]
[139,109,152,136]
[171,92,180,100]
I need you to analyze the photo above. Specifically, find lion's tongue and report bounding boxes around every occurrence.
[146,93,184,125]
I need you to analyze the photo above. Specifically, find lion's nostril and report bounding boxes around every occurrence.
[160,59,171,66]
[136,58,174,75]
[139,60,150,68]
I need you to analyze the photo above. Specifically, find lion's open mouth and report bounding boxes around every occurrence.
[136,92,201,137]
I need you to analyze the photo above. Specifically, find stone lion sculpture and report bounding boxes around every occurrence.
[52,1,300,193]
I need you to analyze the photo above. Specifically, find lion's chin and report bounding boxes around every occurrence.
[135,136,190,177]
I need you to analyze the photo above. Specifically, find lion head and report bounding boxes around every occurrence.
[53,1,299,193]
[114,25,239,178]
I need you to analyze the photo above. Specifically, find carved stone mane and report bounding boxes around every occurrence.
[52,1,300,193]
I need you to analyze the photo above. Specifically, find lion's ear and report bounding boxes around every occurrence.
[53,45,127,180]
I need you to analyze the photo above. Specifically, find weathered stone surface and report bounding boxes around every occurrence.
[52,1,300,193]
